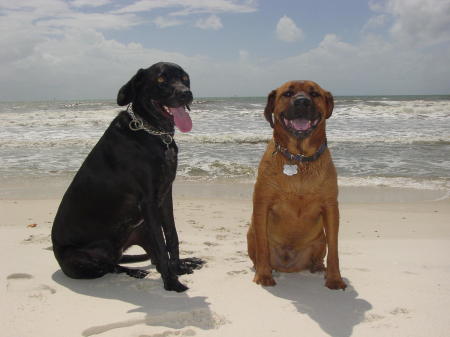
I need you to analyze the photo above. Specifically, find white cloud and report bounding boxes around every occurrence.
[69,0,110,7]
[154,16,184,28]
[239,50,249,62]
[276,15,303,42]
[361,14,388,32]
[369,0,450,46]
[114,0,257,15]
[195,15,223,30]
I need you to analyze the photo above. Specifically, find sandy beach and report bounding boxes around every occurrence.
[1,179,449,337]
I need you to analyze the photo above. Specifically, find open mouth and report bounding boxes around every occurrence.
[152,100,192,133]
[280,114,320,138]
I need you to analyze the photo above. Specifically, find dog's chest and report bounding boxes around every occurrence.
[164,147,177,167]
[159,146,178,180]
[267,195,323,243]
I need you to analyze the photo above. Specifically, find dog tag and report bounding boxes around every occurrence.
[283,164,298,176]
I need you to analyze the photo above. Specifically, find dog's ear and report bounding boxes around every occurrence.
[117,69,145,106]
[264,90,276,128]
[325,91,334,119]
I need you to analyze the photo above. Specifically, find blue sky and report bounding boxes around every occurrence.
[1,0,449,100]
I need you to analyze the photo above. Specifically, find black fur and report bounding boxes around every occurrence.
[51,62,203,292]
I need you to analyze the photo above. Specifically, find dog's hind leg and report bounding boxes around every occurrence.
[309,238,326,274]
[247,225,256,267]
[58,240,148,279]
[58,245,114,279]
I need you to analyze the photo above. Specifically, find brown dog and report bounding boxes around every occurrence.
[247,80,346,290]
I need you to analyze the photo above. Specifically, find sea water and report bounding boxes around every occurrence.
[0,96,449,193]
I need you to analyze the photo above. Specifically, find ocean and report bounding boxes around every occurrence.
[1,96,449,194]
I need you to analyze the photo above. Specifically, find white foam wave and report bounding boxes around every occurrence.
[176,133,271,144]
[335,100,450,120]
[328,135,450,145]
[1,132,448,147]
[338,176,450,191]
[0,138,97,148]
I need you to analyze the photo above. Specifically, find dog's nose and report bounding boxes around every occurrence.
[179,90,193,103]
[294,97,311,107]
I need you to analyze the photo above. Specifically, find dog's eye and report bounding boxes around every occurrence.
[182,76,189,82]
[283,91,294,97]
[310,91,320,98]
[157,76,165,83]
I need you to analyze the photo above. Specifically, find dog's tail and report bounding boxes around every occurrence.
[119,254,149,264]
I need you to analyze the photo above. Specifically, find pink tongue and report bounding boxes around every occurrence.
[287,118,311,131]
[169,106,192,132]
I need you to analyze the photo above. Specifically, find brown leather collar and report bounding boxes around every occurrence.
[274,139,327,163]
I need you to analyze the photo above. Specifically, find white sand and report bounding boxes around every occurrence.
[1,182,450,337]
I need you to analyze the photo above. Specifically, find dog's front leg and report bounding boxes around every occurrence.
[159,187,204,275]
[141,199,188,292]
[322,201,347,290]
[251,194,276,286]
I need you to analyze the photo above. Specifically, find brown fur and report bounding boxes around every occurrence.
[247,80,347,290]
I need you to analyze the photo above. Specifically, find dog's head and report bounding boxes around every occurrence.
[117,62,193,132]
[264,81,334,139]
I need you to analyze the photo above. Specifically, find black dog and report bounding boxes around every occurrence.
[51,62,203,292]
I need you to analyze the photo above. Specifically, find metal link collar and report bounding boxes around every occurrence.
[126,103,174,147]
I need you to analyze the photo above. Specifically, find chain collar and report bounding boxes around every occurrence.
[126,103,174,147]
[273,139,328,163]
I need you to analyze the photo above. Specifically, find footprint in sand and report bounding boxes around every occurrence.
[363,313,385,323]
[203,241,219,247]
[7,273,34,281]
[227,269,249,276]
[214,226,230,233]
[390,307,410,315]
[235,250,248,258]
[6,273,56,296]
[225,257,237,261]
[22,234,51,245]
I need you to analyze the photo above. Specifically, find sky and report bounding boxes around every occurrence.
[1,0,450,101]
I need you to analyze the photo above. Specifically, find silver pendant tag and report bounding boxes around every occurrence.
[283,164,298,176]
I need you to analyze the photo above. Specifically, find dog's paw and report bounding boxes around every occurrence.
[164,277,189,292]
[181,257,205,270]
[325,277,347,290]
[183,257,205,268]
[253,273,276,286]
[172,257,205,275]
[126,269,149,279]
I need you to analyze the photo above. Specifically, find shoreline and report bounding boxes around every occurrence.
[0,174,448,203]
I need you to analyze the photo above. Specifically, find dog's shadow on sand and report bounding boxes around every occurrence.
[268,273,372,337]
[52,269,218,337]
